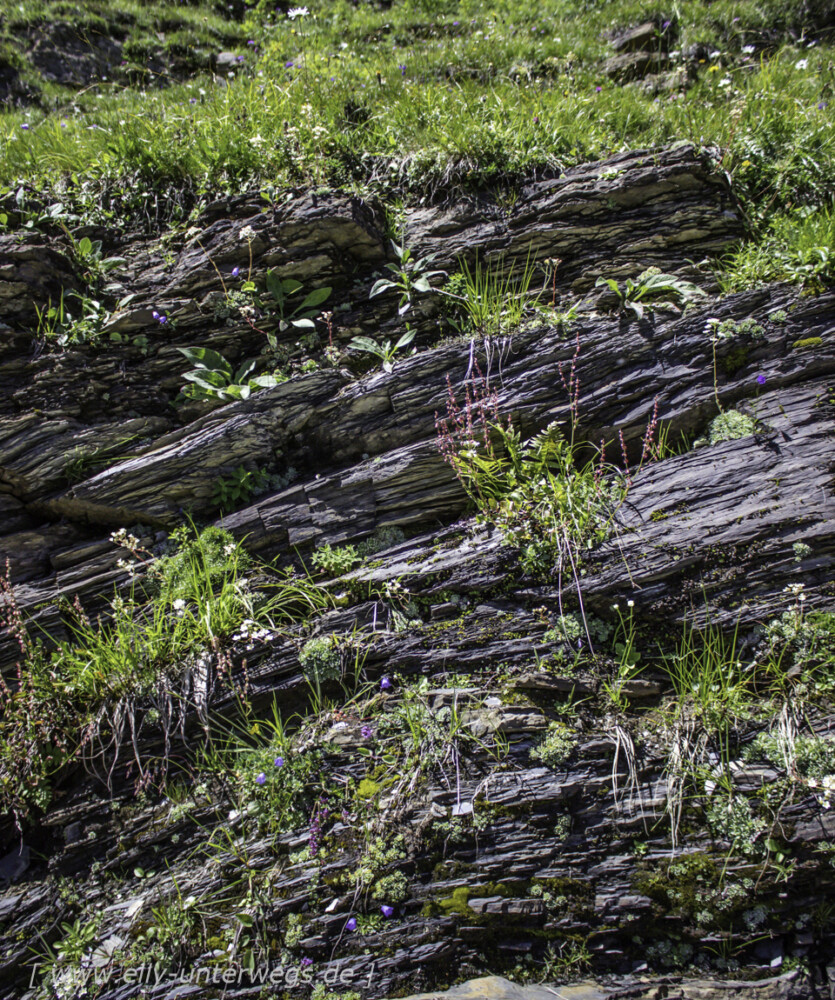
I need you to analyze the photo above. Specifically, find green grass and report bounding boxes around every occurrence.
[1,1,832,292]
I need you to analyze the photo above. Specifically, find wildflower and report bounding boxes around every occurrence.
[742,45,756,54]
[287,6,309,18]
[285,60,294,68]
[300,958,313,967]
[361,725,373,739]
[380,904,394,918]
[158,315,167,325]
[662,19,671,28]
[595,85,602,92]
[256,773,266,785]
[152,310,160,319]
[757,374,767,385]
[345,917,357,932]
[380,676,392,690]
[189,97,197,104]
[223,541,236,555]
[819,102,828,110]
[21,123,29,130]
[239,225,257,242]
[247,40,256,45]
[533,116,539,124]
[795,58,809,70]
[173,598,186,614]
[627,600,635,607]
[274,756,284,767]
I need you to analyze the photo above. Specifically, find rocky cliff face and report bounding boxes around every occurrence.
[1,145,834,1000]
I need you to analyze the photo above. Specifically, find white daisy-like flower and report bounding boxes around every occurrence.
[287,6,309,18]
[795,58,809,69]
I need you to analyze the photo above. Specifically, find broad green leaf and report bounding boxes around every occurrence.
[234,359,257,383]
[177,347,232,375]
[298,286,332,311]
[370,278,397,298]
[78,236,92,256]
[394,328,416,350]
[349,336,383,357]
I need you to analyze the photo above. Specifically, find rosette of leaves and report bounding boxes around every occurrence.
[595,268,706,319]
[177,347,280,403]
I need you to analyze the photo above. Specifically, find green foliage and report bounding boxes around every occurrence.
[311,542,360,577]
[452,252,539,337]
[68,231,126,286]
[745,731,835,779]
[261,271,332,339]
[441,419,626,578]
[299,634,342,684]
[349,328,416,373]
[370,239,446,316]
[34,290,112,346]
[177,347,282,404]
[212,466,271,513]
[595,267,707,319]
[706,409,757,444]
[154,525,249,601]
[719,206,835,291]
[530,722,575,768]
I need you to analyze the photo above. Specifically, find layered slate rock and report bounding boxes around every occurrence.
[1,149,834,999]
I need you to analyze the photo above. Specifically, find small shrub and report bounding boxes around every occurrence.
[530,722,575,768]
[299,634,342,683]
[706,409,756,444]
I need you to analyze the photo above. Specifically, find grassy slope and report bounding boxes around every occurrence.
[0,0,833,287]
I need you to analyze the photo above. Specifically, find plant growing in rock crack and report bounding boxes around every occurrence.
[177,346,282,403]
[449,251,540,339]
[369,239,446,316]
[63,228,126,287]
[212,465,271,512]
[260,270,332,348]
[34,291,112,347]
[349,327,416,372]
[595,267,707,319]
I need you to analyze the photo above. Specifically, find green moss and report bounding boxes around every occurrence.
[792,336,823,350]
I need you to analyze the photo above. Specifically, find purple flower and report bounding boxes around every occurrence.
[757,374,767,385]
[662,20,671,29]
[452,20,459,25]
[345,916,357,932]
[232,266,241,277]
[380,904,394,918]
[60,121,67,128]
[361,725,373,740]
[380,676,392,690]
[300,957,313,967]
[152,310,160,319]
[533,116,540,124]
[21,123,29,130]
[274,756,284,767]
[819,102,828,110]
[595,86,602,92]
[247,39,256,46]
[399,64,406,75]
[256,772,266,785]
[285,61,294,68]
[189,97,197,104]
[237,55,245,62]
[158,314,167,325]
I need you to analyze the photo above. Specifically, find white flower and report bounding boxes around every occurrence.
[719,76,732,87]
[287,6,309,18]
[795,58,809,70]
[223,542,236,556]
[173,599,186,615]
[239,224,257,242]
[627,600,635,607]
[742,45,756,54]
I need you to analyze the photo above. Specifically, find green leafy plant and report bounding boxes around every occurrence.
[213,466,271,512]
[595,267,707,319]
[349,328,415,373]
[34,291,111,346]
[177,347,282,403]
[370,239,446,316]
[67,231,126,286]
[261,271,331,335]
